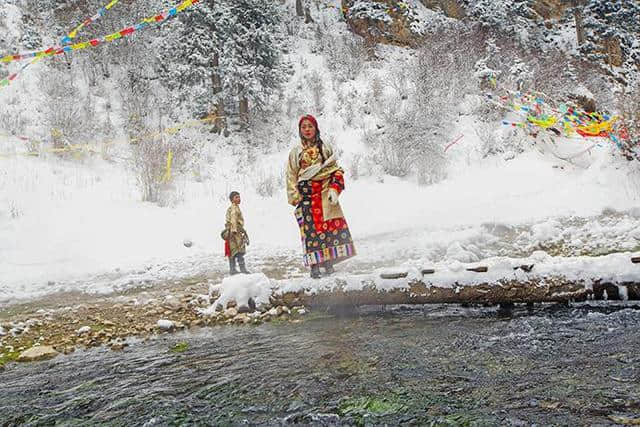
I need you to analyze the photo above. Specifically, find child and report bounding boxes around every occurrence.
[224,191,250,275]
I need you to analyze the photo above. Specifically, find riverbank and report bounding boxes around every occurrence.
[0,276,308,368]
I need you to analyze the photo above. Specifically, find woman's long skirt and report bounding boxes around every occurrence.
[295,179,356,267]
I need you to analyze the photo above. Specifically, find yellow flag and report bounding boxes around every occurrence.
[105,32,122,42]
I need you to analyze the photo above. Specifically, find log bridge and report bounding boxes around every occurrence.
[274,256,640,308]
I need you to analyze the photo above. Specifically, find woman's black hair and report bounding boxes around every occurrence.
[316,132,326,164]
[300,120,326,163]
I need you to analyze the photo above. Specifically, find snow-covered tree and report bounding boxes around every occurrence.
[160,0,287,126]
[579,0,640,80]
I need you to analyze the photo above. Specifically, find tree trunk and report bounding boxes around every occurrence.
[239,96,249,125]
[214,100,226,134]
[210,52,226,133]
[296,0,304,17]
[574,8,584,46]
[272,278,640,308]
[211,52,222,95]
[304,6,314,23]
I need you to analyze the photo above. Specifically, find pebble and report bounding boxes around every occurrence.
[76,326,91,335]
[224,308,238,318]
[157,319,175,331]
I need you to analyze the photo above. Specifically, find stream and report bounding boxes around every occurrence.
[1,303,639,426]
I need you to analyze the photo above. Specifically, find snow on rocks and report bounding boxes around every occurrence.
[157,319,175,331]
[204,273,273,316]
[76,326,92,336]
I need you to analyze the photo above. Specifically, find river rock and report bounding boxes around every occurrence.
[18,346,59,362]
[257,303,272,313]
[76,326,91,335]
[233,314,250,324]
[157,319,175,331]
[0,326,5,336]
[110,342,127,351]
[224,308,238,318]
[237,305,251,314]
[163,296,181,309]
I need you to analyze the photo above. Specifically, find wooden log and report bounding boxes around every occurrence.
[513,264,535,273]
[278,278,640,308]
[466,266,488,273]
[632,257,640,264]
[421,269,435,275]
[380,272,408,280]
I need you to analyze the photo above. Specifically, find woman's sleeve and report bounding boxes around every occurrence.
[286,149,301,205]
[330,170,345,194]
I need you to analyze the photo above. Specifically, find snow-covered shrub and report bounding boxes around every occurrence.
[131,134,201,205]
[475,122,499,158]
[0,95,28,137]
[255,170,283,198]
[617,82,640,162]
[348,153,363,181]
[308,70,326,114]
[8,200,23,219]
[368,28,481,183]
[323,33,369,82]
[40,67,87,150]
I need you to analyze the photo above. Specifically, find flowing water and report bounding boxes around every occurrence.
[1,303,639,426]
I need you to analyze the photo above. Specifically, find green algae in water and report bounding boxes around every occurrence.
[0,350,20,367]
[338,395,406,417]
[169,342,189,353]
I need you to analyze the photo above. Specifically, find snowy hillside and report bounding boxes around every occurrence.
[0,0,639,305]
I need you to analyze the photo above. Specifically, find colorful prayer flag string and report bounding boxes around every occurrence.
[61,0,122,45]
[488,87,635,158]
[0,0,200,90]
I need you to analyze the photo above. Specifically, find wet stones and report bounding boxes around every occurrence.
[18,345,59,362]
[76,326,91,336]
[224,307,238,318]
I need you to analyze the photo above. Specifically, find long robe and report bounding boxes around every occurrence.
[225,204,247,258]
[286,140,356,266]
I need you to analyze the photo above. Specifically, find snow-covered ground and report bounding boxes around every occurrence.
[1,136,639,306]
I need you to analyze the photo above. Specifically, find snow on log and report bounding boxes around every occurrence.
[206,252,640,310]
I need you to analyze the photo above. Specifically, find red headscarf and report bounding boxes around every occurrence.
[299,114,319,132]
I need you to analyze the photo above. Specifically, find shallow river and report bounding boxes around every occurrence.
[1,303,639,426]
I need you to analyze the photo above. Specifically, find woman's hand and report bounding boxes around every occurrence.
[328,188,339,205]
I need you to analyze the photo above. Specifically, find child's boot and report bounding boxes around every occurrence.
[238,254,250,274]
[229,257,239,275]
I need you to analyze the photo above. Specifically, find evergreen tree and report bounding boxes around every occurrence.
[159,0,286,122]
